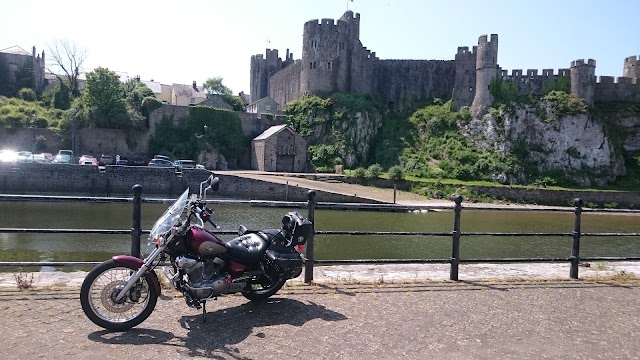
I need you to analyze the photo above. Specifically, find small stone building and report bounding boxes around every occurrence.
[251,125,307,173]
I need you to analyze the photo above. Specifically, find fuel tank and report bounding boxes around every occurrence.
[186,226,227,256]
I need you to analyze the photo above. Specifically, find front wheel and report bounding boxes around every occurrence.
[241,273,286,301]
[80,260,158,331]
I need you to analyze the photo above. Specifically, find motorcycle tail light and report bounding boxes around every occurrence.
[296,244,305,252]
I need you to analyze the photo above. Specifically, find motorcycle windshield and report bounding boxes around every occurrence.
[148,188,190,242]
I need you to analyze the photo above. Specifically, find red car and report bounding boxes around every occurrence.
[79,155,98,166]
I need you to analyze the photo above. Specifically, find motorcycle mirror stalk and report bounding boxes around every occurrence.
[199,175,220,201]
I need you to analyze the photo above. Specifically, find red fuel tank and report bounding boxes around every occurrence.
[186,226,227,256]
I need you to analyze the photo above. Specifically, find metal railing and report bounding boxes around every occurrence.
[1,186,640,282]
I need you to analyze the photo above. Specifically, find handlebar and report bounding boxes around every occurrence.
[193,203,220,229]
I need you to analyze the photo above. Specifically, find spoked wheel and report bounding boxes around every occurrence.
[241,272,287,301]
[80,260,158,331]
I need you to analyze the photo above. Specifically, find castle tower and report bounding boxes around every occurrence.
[249,49,283,103]
[300,12,360,97]
[452,46,476,110]
[570,59,596,105]
[471,34,498,117]
[624,56,640,78]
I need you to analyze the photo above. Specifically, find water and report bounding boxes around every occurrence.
[0,201,639,270]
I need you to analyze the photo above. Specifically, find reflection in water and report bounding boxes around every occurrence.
[0,201,639,270]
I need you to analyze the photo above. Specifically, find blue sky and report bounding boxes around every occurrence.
[1,0,637,95]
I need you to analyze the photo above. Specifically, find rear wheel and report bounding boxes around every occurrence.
[80,260,158,331]
[241,273,286,301]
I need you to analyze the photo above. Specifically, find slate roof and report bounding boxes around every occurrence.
[254,124,289,141]
[0,46,30,56]
[172,83,207,98]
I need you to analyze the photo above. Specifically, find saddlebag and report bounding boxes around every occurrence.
[265,249,303,279]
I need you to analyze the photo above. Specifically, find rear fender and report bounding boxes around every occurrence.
[112,255,161,296]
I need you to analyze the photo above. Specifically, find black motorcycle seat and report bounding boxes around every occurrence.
[225,233,268,264]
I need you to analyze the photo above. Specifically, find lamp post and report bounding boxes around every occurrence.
[70,108,77,159]
[30,112,36,154]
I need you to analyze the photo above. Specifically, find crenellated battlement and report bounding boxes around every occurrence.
[477,34,498,44]
[500,68,570,78]
[625,56,639,63]
[598,76,639,84]
[571,59,596,67]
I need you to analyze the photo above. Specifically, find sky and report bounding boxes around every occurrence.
[1,0,638,95]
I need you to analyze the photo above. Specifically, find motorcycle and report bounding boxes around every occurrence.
[80,175,312,331]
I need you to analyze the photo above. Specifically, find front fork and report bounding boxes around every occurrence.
[114,245,166,302]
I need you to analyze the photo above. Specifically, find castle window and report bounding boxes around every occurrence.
[469,87,473,92]
[465,70,469,75]
[310,62,313,69]
[339,42,345,50]
[328,61,332,70]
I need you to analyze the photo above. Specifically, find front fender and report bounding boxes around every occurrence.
[112,255,162,296]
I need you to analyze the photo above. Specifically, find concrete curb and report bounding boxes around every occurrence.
[2,262,639,290]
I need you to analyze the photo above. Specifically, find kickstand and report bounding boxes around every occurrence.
[201,301,207,323]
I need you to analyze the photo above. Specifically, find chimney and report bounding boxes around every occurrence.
[192,81,197,91]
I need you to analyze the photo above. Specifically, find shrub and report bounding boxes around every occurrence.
[366,163,383,179]
[388,165,405,182]
[18,88,37,102]
[353,167,367,179]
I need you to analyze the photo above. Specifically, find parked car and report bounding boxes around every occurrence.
[58,149,74,157]
[53,154,72,164]
[153,155,171,162]
[196,164,206,170]
[79,155,98,166]
[174,159,197,170]
[148,159,175,167]
[99,154,114,166]
[33,153,52,164]
[16,151,34,163]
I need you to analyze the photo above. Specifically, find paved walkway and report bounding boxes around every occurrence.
[217,171,574,210]
[0,277,639,359]
[1,263,639,359]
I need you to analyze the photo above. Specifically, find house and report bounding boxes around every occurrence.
[0,45,46,93]
[238,91,251,106]
[171,81,207,106]
[251,124,307,173]
[246,96,280,115]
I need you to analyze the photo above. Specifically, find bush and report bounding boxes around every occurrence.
[18,88,36,101]
[353,167,367,179]
[366,163,383,179]
[388,165,405,182]
[141,96,162,117]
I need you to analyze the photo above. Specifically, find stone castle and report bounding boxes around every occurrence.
[250,11,640,113]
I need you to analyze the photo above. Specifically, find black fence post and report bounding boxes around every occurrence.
[304,190,317,284]
[450,195,463,281]
[131,184,143,258]
[570,198,583,279]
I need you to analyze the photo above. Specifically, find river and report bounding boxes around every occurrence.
[0,201,639,270]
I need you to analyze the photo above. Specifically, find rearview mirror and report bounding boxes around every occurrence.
[208,176,220,192]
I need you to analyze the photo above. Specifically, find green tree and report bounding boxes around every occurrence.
[83,67,129,128]
[203,76,232,96]
[53,82,71,110]
[123,79,154,112]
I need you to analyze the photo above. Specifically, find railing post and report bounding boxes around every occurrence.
[304,190,317,284]
[131,184,143,258]
[450,195,463,281]
[570,198,583,279]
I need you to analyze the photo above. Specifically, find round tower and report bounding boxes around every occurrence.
[570,59,596,105]
[624,56,640,78]
[300,14,354,97]
[471,34,498,117]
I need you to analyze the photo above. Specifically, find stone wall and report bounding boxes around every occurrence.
[473,186,640,209]
[0,164,376,202]
[376,60,456,111]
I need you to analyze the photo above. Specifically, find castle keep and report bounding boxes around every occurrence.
[250,11,640,112]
